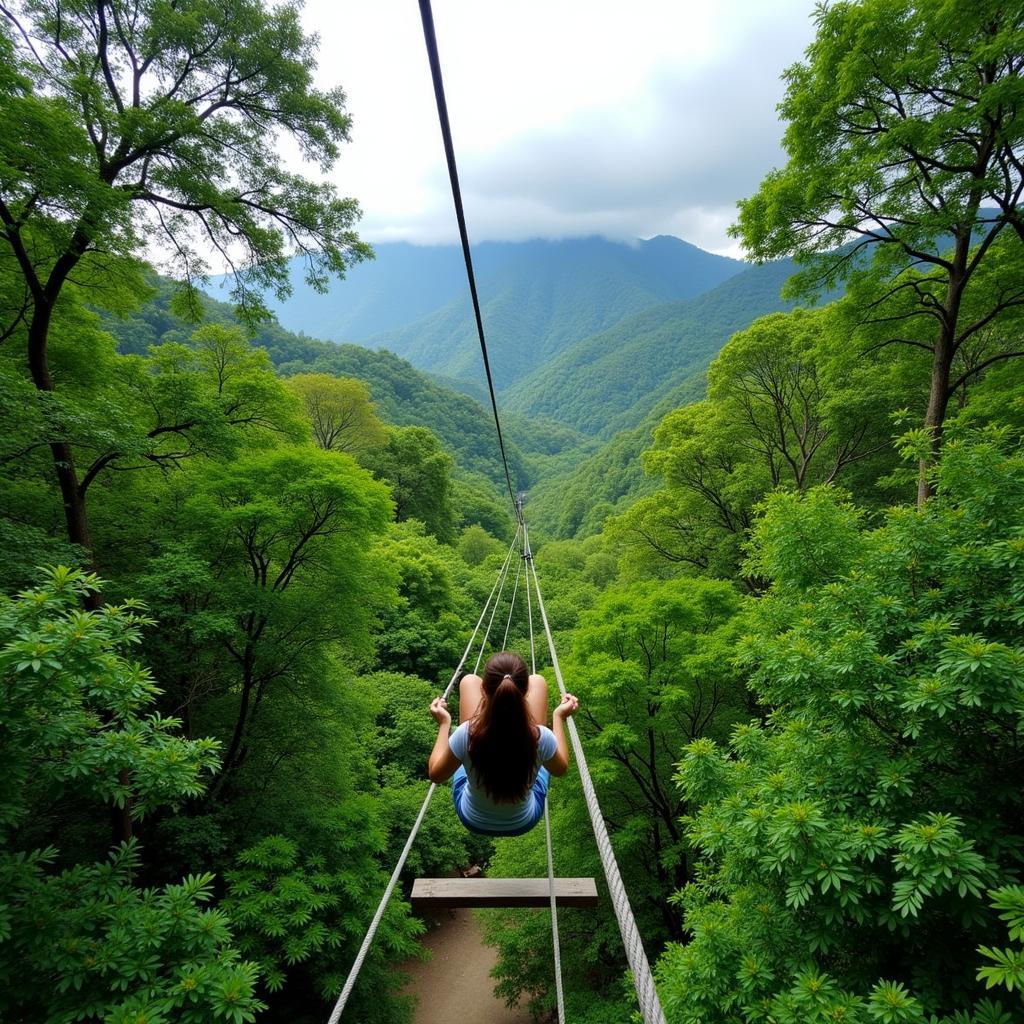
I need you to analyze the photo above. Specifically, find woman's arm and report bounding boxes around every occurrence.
[427,696,461,783]
[544,692,579,777]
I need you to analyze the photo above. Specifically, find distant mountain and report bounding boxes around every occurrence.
[234,236,744,387]
[236,242,472,342]
[365,236,743,387]
[503,258,802,438]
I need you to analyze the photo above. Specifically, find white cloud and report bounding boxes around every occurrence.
[292,0,818,255]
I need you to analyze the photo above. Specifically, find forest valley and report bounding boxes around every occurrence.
[2,1,1024,1023]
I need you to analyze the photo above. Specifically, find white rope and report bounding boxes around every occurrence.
[326,529,521,1022]
[524,526,536,675]
[501,549,522,650]
[527,553,667,1024]
[544,799,566,1024]
[473,524,520,673]
[525,522,565,1023]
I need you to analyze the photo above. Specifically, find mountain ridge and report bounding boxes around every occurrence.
[502,257,801,437]
[222,235,745,385]
[362,235,744,387]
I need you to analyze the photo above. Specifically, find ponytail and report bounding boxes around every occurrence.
[468,651,538,802]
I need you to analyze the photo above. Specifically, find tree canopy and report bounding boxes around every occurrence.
[0,0,370,562]
[3,1,1024,1021]
[735,0,1024,500]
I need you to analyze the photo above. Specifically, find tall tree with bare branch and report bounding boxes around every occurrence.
[0,0,371,569]
[735,0,1024,504]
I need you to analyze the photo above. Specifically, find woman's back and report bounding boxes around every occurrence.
[449,720,558,834]
[426,650,579,837]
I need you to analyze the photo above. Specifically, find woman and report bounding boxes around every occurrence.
[427,651,580,836]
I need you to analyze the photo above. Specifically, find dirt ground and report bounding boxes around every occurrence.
[402,907,532,1024]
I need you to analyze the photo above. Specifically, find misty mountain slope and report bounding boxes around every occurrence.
[247,236,741,380]
[522,371,712,541]
[502,257,800,437]
[223,242,472,343]
[366,235,742,386]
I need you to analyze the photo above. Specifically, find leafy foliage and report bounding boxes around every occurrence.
[0,0,370,308]
[0,568,262,1024]
[3,844,264,1024]
[223,834,421,1013]
[978,887,1024,996]
[735,0,1024,497]
[367,426,457,544]
[284,373,386,459]
[658,434,1024,1022]
[0,566,220,831]
[457,523,505,566]
[609,305,910,583]
[99,275,544,493]
[569,577,750,934]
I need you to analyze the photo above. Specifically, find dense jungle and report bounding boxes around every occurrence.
[2,1,1024,1022]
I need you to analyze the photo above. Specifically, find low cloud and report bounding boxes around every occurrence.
[300,1,817,256]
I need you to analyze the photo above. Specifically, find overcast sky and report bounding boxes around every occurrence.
[297,1,819,257]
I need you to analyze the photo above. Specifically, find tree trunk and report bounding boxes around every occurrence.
[26,302,102,605]
[212,643,256,797]
[917,230,971,509]
[916,337,953,509]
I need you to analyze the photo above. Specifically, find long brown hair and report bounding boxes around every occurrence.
[468,651,538,802]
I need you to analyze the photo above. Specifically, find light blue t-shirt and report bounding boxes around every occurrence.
[449,722,558,832]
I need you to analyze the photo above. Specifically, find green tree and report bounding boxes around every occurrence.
[568,577,748,938]
[451,469,516,541]
[284,372,386,460]
[610,306,903,585]
[133,446,392,790]
[368,425,457,544]
[0,566,264,1023]
[708,309,896,491]
[0,303,305,599]
[735,0,1024,503]
[457,523,504,566]
[658,433,1024,1023]
[222,834,421,1023]
[370,522,472,682]
[163,660,431,1023]
[609,403,757,584]
[85,323,303,487]
[0,0,370,560]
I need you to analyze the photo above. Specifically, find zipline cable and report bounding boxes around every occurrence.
[418,0,520,523]
[501,551,522,651]
[525,520,567,1024]
[527,554,667,1024]
[473,524,522,673]
[327,529,521,1022]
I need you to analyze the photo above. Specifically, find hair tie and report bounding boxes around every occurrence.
[502,673,512,680]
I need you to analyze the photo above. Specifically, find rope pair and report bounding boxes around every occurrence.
[327,521,666,1024]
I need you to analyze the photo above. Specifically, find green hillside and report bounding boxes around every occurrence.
[100,279,580,487]
[503,257,800,436]
[524,369,712,540]
[326,236,742,387]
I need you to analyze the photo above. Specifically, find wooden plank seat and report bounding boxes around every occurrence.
[411,877,599,911]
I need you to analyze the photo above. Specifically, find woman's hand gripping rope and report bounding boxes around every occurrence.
[429,696,452,727]
[553,693,579,720]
